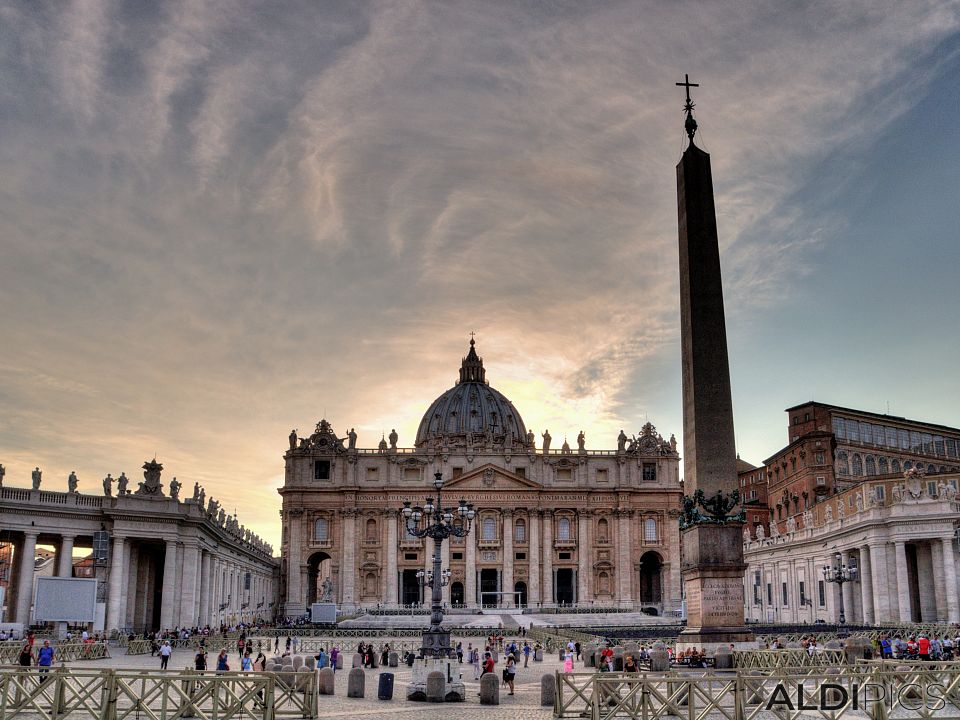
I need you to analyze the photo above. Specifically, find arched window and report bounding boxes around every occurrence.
[365,518,377,541]
[891,459,901,473]
[928,464,937,474]
[557,517,571,541]
[514,518,526,543]
[852,455,863,476]
[314,517,329,541]
[904,461,914,471]
[878,457,889,474]
[597,518,609,543]
[599,572,611,594]
[865,456,876,475]
[482,517,496,541]
[644,518,658,542]
[835,451,849,475]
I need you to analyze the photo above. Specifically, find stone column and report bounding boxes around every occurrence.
[931,542,947,621]
[125,543,139,628]
[542,512,554,606]
[159,540,179,630]
[386,511,399,606]
[341,510,357,606]
[577,513,590,606]
[200,551,212,627]
[106,536,127,633]
[840,551,856,623]
[858,546,874,624]
[441,534,452,606]
[180,544,199,627]
[58,535,75,577]
[869,542,890,621]
[465,530,477,608]
[617,510,633,607]
[15,532,37,624]
[528,512,540,606]
[284,509,303,616]
[942,536,960,623]
[894,541,911,622]
[502,511,514,607]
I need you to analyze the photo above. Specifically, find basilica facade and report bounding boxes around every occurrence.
[278,339,683,616]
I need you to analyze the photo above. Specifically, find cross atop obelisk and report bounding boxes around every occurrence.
[676,73,700,143]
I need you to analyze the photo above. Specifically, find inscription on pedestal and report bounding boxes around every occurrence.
[685,577,743,627]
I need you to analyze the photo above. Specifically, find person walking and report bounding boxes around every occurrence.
[18,640,34,667]
[37,640,55,677]
[241,651,253,672]
[563,651,574,673]
[216,649,230,672]
[159,641,172,670]
[471,646,481,680]
[505,654,517,695]
[195,647,208,671]
[523,641,531,668]
[274,636,279,653]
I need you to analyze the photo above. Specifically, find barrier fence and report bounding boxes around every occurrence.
[0,666,317,719]
[0,641,110,664]
[555,665,960,720]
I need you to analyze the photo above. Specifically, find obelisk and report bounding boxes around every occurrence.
[675,75,753,651]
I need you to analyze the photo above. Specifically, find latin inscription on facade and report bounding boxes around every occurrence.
[685,577,743,627]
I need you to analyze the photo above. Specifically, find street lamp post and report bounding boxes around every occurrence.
[822,551,856,637]
[402,472,475,658]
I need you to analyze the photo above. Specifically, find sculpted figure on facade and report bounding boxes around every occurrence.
[32,467,42,489]
[289,429,297,450]
[768,520,780,538]
[755,524,765,540]
[892,483,903,503]
[198,487,205,506]
[785,515,796,533]
[855,494,863,512]
[802,509,813,528]
[117,472,128,495]
[102,473,113,496]
[320,576,334,602]
[138,458,163,496]
[542,429,551,453]
[743,525,751,542]
[389,429,398,450]
[617,430,627,452]
[193,482,201,501]
[68,471,79,493]
[169,477,181,500]
[577,430,586,453]
[836,500,845,519]
[526,429,535,448]
[0,463,4,487]
[348,428,357,450]
[218,508,226,525]
[825,505,833,522]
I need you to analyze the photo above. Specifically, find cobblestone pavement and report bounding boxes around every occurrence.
[67,635,563,719]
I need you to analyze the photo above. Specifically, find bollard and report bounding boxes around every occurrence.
[714,646,734,670]
[336,653,344,669]
[352,653,363,668]
[388,651,398,667]
[650,648,670,672]
[378,672,395,701]
[306,656,316,671]
[480,673,499,705]
[292,655,304,670]
[541,673,556,707]
[426,671,445,703]
[534,649,543,662]
[347,667,365,698]
[584,644,597,668]
[319,667,335,695]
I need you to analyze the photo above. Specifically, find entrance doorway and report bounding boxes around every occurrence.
[555,568,574,605]
[401,569,421,605]
[451,581,464,607]
[306,552,333,605]
[480,569,498,607]
[639,552,663,606]
[514,581,527,607]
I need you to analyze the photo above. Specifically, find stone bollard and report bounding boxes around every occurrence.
[584,644,597,668]
[714,646,734,670]
[352,653,363,668]
[426,671,446,703]
[347,667,365,698]
[534,649,543,662]
[293,655,304,670]
[318,667,335,695]
[480,673,500,705]
[336,653,344,669]
[650,648,670,672]
[296,667,312,693]
[306,656,316,671]
[369,652,379,669]
[541,673,556,707]
[378,672,395,701]
[613,646,624,671]
[389,652,399,667]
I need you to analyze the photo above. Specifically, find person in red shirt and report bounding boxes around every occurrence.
[918,635,930,660]
[483,652,495,675]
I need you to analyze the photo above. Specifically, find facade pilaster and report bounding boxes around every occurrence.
[200,551,212,627]
[465,530,477,608]
[341,510,357,606]
[931,541,947,621]
[894,541,911,621]
[15,532,38,624]
[869,542,890,621]
[180,543,199,627]
[577,512,590,606]
[106,536,127,633]
[542,512,554,606]
[386,511,398,606]
[942,536,960,623]
[125,543,139,627]
[617,510,633,606]
[502,511,514,607]
[840,551,856,623]
[285,509,303,616]
[159,540,179,630]
[528,511,540,607]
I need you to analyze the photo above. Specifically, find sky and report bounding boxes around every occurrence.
[1,1,959,549]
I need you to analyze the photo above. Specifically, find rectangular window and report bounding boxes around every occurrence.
[799,581,806,606]
[452,467,463,478]
[815,452,825,465]
[515,467,526,478]
[314,460,330,480]
[910,431,922,453]
[833,417,846,439]
[860,422,873,444]
[515,552,526,560]
[873,425,885,445]
[767,583,772,605]
[596,469,609,483]
[452,552,463,560]
[403,467,421,481]
[644,518,658,542]
[922,433,933,454]
[898,428,910,449]
[404,553,418,561]
[947,438,958,459]
[873,485,885,502]
[928,480,938,497]
[847,421,860,443]
[558,552,571,560]
[934,436,946,456]
[556,468,573,481]
[782,582,788,606]
[642,464,657,482]
[816,476,826,486]
[885,426,898,448]
[365,467,379,481]
[818,580,826,606]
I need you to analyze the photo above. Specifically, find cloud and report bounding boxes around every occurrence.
[0,0,957,545]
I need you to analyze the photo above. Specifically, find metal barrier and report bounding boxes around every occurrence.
[554,665,960,720]
[733,648,845,668]
[0,666,318,719]
[0,641,110,664]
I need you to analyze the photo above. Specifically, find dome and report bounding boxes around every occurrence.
[415,339,527,448]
